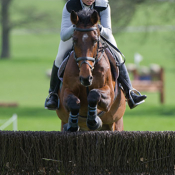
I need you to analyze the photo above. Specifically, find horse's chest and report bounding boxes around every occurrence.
[92,74,105,87]
[93,66,109,81]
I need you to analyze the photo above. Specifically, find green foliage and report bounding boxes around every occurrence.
[110,0,137,29]
[111,1,175,34]
[129,1,175,26]
[9,0,65,29]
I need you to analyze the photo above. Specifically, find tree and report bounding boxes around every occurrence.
[1,0,12,58]
[0,0,53,59]
[110,0,138,33]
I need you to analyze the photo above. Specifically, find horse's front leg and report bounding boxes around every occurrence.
[87,86,112,130]
[63,88,80,132]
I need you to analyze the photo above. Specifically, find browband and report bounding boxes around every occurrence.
[74,27,97,32]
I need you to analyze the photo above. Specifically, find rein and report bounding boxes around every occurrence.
[73,26,104,70]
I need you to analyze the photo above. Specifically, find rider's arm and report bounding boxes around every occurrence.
[99,4,118,48]
[60,4,76,41]
[99,4,113,39]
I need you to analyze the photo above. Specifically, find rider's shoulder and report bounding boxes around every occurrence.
[66,0,82,13]
[94,0,109,13]
[95,0,108,8]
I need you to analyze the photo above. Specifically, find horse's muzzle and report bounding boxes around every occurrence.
[79,76,93,87]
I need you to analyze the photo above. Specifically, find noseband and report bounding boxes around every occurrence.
[73,26,103,70]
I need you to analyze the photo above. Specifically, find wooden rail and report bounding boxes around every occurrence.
[128,66,164,103]
[0,102,18,107]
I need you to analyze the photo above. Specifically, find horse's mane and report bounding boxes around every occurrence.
[77,9,97,27]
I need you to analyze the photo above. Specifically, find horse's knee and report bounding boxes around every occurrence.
[65,95,80,115]
[88,89,101,107]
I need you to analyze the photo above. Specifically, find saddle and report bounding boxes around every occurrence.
[105,48,119,81]
[58,50,73,82]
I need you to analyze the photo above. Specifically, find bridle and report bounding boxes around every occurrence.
[73,26,104,70]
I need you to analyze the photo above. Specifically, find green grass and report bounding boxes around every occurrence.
[1,104,175,131]
[0,0,175,131]
[0,107,61,131]
[124,104,175,131]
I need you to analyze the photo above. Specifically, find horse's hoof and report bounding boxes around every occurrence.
[87,116,102,130]
[63,123,80,132]
[63,123,68,131]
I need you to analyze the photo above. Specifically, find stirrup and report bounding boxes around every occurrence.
[128,89,145,108]
[45,92,60,110]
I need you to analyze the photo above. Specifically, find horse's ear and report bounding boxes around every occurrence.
[71,10,79,25]
[90,10,99,25]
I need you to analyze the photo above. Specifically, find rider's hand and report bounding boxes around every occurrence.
[98,24,103,32]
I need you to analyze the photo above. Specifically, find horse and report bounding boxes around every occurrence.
[56,9,126,132]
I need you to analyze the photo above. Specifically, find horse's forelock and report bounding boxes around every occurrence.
[77,9,96,26]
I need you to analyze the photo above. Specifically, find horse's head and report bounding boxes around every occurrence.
[71,9,100,87]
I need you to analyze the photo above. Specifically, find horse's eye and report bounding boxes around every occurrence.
[73,37,78,44]
[93,39,98,45]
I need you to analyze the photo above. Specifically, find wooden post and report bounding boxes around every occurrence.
[160,67,164,104]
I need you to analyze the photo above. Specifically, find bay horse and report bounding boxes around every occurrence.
[56,9,126,131]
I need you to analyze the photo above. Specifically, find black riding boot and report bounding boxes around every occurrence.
[118,63,147,109]
[45,61,61,110]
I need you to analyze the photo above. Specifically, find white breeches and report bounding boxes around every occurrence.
[54,34,123,68]
[55,39,72,68]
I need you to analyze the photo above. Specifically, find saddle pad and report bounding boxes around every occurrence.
[105,48,119,80]
[57,51,73,82]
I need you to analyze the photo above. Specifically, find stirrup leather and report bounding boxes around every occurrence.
[128,89,145,107]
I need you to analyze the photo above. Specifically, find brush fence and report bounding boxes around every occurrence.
[0,131,175,175]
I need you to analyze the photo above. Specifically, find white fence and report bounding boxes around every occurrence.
[0,114,18,131]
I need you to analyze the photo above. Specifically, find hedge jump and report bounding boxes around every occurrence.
[0,131,175,175]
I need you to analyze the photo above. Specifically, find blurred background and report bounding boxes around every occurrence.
[0,0,175,131]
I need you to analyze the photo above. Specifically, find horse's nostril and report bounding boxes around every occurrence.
[89,76,93,81]
[79,76,93,86]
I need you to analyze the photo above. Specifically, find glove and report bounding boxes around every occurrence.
[98,24,103,32]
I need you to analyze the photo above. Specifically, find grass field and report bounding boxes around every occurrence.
[0,0,175,131]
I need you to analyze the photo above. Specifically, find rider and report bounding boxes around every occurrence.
[45,0,147,110]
